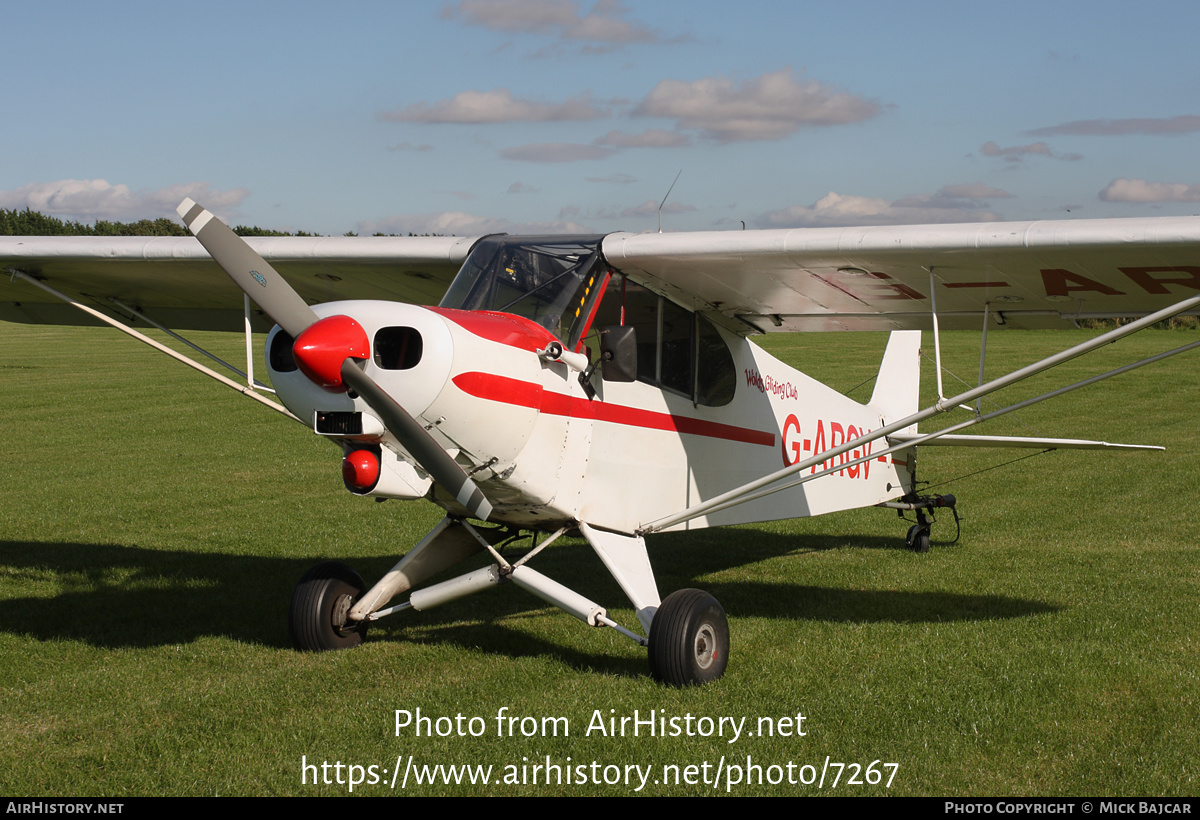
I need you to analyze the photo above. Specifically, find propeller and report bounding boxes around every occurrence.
[177,198,493,521]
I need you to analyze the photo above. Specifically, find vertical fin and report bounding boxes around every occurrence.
[869,330,921,433]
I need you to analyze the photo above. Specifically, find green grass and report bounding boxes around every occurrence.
[1,322,1197,796]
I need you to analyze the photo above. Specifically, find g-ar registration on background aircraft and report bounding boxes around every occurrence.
[3,199,1200,686]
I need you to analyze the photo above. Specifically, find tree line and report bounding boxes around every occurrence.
[0,208,434,237]
[0,208,319,237]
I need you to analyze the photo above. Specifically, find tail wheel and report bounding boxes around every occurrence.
[906,524,931,553]
[648,589,729,686]
[289,561,368,651]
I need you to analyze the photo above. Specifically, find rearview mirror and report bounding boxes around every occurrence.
[599,325,637,382]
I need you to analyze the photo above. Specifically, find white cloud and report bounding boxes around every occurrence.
[562,1,659,43]
[564,200,694,222]
[0,179,248,222]
[586,172,637,184]
[388,142,434,152]
[758,190,1001,228]
[443,0,667,44]
[507,181,540,193]
[444,0,577,32]
[980,141,1080,162]
[981,141,1051,161]
[892,183,1013,210]
[358,210,588,236]
[632,67,881,143]
[1029,115,1200,137]
[593,128,690,147]
[621,201,694,218]
[499,142,615,162]
[934,182,1013,199]
[1099,178,1200,203]
[383,89,608,123]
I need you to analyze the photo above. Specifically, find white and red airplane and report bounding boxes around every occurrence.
[3,200,1199,685]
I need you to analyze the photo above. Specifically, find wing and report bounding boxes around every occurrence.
[0,235,482,331]
[9,216,1200,334]
[601,216,1200,332]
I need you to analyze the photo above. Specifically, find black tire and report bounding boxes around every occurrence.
[906,524,931,553]
[648,589,729,686]
[289,561,368,651]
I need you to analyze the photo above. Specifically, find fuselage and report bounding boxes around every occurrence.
[265,236,914,533]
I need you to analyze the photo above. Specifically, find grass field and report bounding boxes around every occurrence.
[1,320,1197,796]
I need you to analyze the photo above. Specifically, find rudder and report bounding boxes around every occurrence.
[868,330,921,433]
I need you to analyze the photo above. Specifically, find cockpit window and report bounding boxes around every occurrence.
[441,235,607,343]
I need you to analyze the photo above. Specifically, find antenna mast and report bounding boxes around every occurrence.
[657,170,682,233]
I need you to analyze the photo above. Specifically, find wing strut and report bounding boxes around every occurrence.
[104,294,274,393]
[658,338,1196,526]
[976,300,990,416]
[929,267,947,402]
[639,293,1200,534]
[8,270,299,421]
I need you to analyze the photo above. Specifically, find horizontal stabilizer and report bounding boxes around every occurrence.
[889,433,1163,451]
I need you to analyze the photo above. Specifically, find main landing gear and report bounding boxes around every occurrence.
[288,561,369,651]
[286,517,731,687]
[648,589,729,686]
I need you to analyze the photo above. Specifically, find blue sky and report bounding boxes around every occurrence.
[4,0,1199,235]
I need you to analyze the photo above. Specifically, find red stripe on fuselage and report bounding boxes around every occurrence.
[452,371,775,447]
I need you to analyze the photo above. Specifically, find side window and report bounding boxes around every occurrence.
[696,316,735,407]
[582,273,735,407]
[581,273,627,363]
[580,274,655,379]
[659,298,693,395]
[624,281,660,384]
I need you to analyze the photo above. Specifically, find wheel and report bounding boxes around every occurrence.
[906,524,930,553]
[289,561,369,651]
[648,589,729,686]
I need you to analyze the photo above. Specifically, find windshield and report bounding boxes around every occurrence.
[440,235,607,343]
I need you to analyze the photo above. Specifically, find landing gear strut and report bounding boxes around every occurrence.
[289,561,369,651]
[888,493,958,552]
[289,520,732,687]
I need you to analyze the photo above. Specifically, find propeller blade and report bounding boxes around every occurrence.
[178,198,493,522]
[340,361,493,521]
[177,198,319,337]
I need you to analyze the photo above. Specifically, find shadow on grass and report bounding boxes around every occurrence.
[0,530,1056,671]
